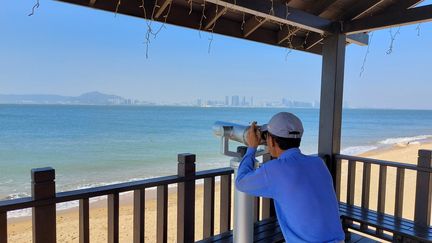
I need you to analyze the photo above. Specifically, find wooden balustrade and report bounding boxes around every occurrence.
[336,149,432,241]
[0,150,430,242]
[0,153,237,243]
[0,149,279,243]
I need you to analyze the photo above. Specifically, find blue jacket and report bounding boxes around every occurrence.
[236,147,344,243]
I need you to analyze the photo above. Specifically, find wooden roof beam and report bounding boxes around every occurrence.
[340,0,385,21]
[386,0,424,12]
[204,5,228,30]
[204,0,367,46]
[55,0,324,54]
[277,25,300,44]
[205,0,332,34]
[154,0,172,19]
[308,0,337,16]
[343,4,432,34]
[243,17,268,37]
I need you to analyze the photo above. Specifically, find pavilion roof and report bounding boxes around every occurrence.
[57,0,431,55]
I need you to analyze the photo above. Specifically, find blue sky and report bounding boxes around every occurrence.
[0,0,431,109]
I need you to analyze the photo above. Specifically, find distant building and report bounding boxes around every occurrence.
[250,97,253,107]
[242,96,246,106]
[197,99,202,107]
[282,98,292,107]
[232,96,240,106]
[225,96,230,106]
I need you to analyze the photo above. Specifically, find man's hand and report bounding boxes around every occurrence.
[247,122,261,148]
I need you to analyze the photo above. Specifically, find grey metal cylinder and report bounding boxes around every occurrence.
[231,155,255,243]
[213,121,266,146]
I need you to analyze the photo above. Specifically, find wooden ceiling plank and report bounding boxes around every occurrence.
[243,17,268,37]
[277,25,300,44]
[204,0,366,45]
[340,0,385,21]
[386,0,424,12]
[308,0,337,16]
[204,5,228,30]
[343,4,432,34]
[204,0,332,34]
[154,0,172,19]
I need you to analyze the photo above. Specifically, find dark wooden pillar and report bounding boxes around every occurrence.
[133,189,145,243]
[108,193,120,243]
[31,167,56,243]
[177,153,196,243]
[79,198,90,243]
[0,211,6,243]
[318,32,346,183]
[414,150,432,227]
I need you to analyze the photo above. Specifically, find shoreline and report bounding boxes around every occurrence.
[5,141,432,242]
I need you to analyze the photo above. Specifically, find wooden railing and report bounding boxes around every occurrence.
[335,149,432,240]
[0,153,276,243]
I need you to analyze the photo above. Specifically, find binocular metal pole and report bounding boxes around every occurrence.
[231,146,254,243]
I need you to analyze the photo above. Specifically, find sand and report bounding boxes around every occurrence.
[5,142,431,242]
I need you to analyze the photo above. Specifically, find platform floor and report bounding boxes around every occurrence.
[197,217,381,243]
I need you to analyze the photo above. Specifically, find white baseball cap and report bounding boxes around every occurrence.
[261,112,303,139]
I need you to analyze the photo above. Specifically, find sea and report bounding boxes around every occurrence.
[1,105,431,217]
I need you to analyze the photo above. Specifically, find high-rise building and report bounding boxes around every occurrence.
[242,96,246,106]
[225,96,230,106]
[231,96,240,106]
[250,97,253,107]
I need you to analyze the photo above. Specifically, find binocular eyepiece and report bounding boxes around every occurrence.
[212,121,267,146]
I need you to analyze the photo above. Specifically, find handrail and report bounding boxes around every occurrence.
[0,167,234,212]
[335,154,432,173]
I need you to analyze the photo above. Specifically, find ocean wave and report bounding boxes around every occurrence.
[378,135,432,145]
[1,192,30,200]
[340,145,379,155]
[4,175,208,219]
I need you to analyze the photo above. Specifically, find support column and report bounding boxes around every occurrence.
[31,167,56,243]
[318,32,346,179]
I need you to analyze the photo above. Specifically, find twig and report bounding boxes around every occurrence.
[28,0,40,16]
[360,32,374,77]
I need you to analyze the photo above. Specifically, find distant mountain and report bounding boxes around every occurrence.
[68,91,126,105]
[0,92,137,105]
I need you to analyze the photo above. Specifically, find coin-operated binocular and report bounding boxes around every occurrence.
[212,121,267,158]
[213,121,269,243]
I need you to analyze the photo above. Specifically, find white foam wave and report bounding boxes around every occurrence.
[341,145,378,155]
[378,135,432,145]
[5,174,217,219]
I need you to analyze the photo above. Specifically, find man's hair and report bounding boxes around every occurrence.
[269,133,301,150]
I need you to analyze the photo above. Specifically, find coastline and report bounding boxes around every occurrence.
[6,141,432,242]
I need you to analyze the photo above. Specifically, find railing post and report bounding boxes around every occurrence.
[0,211,6,243]
[414,150,432,227]
[177,153,196,243]
[31,167,56,243]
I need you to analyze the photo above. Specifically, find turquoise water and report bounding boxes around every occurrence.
[0,105,431,202]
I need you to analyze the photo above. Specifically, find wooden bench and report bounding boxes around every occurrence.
[198,215,381,243]
[340,202,432,242]
[197,217,285,243]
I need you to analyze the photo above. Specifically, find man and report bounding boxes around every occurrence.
[235,112,344,243]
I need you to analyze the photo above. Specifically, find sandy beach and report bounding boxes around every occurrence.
[6,142,431,242]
